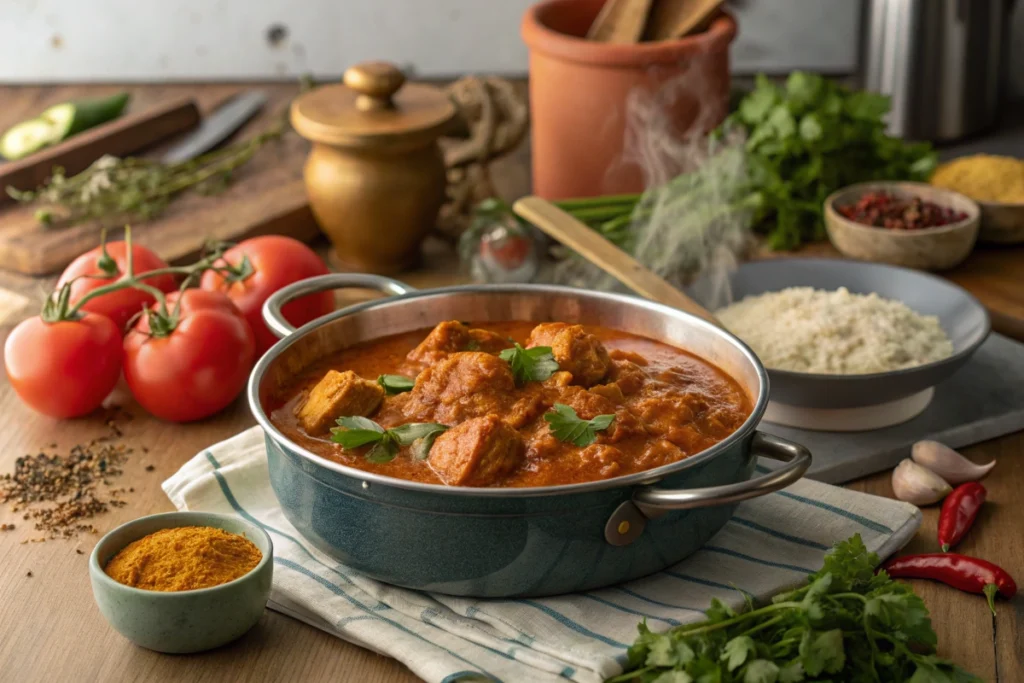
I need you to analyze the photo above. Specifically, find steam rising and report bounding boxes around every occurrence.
[545,57,755,312]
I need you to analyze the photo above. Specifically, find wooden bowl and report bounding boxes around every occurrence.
[977,199,1024,244]
[824,182,980,271]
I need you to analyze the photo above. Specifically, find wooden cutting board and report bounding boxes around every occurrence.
[0,85,317,275]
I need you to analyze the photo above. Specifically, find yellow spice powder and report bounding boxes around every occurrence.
[104,526,262,591]
[930,154,1024,203]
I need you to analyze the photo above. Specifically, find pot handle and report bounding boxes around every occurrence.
[634,432,811,513]
[262,273,417,339]
[606,432,811,546]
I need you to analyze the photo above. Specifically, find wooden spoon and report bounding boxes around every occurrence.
[512,195,720,325]
[644,0,725,41]
[587,0,655,43]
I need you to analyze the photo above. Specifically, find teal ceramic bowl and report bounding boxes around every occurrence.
[89,511,273,653]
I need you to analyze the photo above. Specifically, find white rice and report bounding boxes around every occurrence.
[716,287,954,375]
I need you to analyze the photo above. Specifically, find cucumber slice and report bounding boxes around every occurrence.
[44,92,130,137]
[0,92,130,160]
[0,117,61,160]
[40,102,76,138]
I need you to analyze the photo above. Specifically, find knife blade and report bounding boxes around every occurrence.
[160,90,267,164]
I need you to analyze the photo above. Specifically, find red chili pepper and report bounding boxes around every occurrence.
[938,482,986,552]
[884,554,1017,615]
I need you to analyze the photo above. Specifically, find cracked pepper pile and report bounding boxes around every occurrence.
[0,411,134,540]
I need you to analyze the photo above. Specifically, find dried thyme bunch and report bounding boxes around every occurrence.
[7,120,285,228]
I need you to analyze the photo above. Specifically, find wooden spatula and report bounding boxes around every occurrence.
[587,0,655,43]
[513,195,720,325]
[644,0,724,41]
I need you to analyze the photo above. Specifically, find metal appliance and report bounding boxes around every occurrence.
[862,0,1016,141]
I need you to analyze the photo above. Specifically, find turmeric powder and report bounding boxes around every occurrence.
[104,526,262,591]
[930,154,1024,203]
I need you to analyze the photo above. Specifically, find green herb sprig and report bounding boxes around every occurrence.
[544,403,614,447]
[610,535,981,683]
[377,374,415,395]
[331,417,447,463]
[482,72,938,255]
[499,343,559,384]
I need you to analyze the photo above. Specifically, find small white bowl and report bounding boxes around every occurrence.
[824,182,980,271]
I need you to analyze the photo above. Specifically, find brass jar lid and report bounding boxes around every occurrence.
[291,61,456,148]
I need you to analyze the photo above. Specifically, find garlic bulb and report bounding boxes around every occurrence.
[891,458,952,506]
[911,440,995,484]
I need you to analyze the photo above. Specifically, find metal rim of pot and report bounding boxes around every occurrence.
[248,273,811,514]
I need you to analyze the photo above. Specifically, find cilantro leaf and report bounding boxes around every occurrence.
[810,534,886,594]
[865,592,936,649]
[706,597,737,622]
[331,417,446,464]
[799,630,845,676]
[331,416,386,448]
[388,422,448,445]
[390,423,448,460]
[543,403,614,447]
[499,343,559,384]
[377,374,415,395]
[907,656,984,683]
[722,636,756,671]
[777,660,805,683]
[365,439,398,463]
[652,671,694,683]
[743,660,779,683]
[800,574,832,622]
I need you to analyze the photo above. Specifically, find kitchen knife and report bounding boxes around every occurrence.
[160,90,268,163]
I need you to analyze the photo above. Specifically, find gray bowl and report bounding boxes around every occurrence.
[90,511,273,653]
[691,258,990,410]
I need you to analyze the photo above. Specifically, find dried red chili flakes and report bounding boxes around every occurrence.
[838,191,968,230]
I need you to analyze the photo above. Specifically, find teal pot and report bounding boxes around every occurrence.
[248,275,810,598]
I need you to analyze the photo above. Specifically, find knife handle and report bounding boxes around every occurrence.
[0,97,201,201]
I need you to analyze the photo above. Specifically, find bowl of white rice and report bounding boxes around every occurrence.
[691,258,990,429]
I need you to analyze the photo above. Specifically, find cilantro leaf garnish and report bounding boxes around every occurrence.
[499,343,559,384]
[377,374,415,395]
[331,417,447,463]
[609,534,984,683]
[543,403,614,447]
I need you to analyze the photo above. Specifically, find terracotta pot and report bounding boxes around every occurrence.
[521,0,737,199]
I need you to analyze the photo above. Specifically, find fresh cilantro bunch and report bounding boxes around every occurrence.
[723,72,938,250]
[610,535,980,683]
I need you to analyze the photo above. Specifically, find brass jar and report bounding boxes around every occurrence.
[291,62,456,274]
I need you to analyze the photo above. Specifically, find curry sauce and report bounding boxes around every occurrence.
[268,321,752,488]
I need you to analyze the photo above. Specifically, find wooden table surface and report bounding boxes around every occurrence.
[0,84,1021,683]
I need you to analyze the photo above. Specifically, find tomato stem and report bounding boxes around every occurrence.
[42,225,236,324]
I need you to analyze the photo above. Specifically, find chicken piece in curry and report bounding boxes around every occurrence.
[269,320,752,488]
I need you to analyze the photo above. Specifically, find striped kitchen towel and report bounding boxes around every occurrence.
[164,426,921,683]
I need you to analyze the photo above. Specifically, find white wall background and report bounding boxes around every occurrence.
[2,0,863,82]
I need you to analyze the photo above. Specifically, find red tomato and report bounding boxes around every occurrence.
[5,313,122,418]
[200,235,332,354]
[58,241,178,331]
[123,289,255,422]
